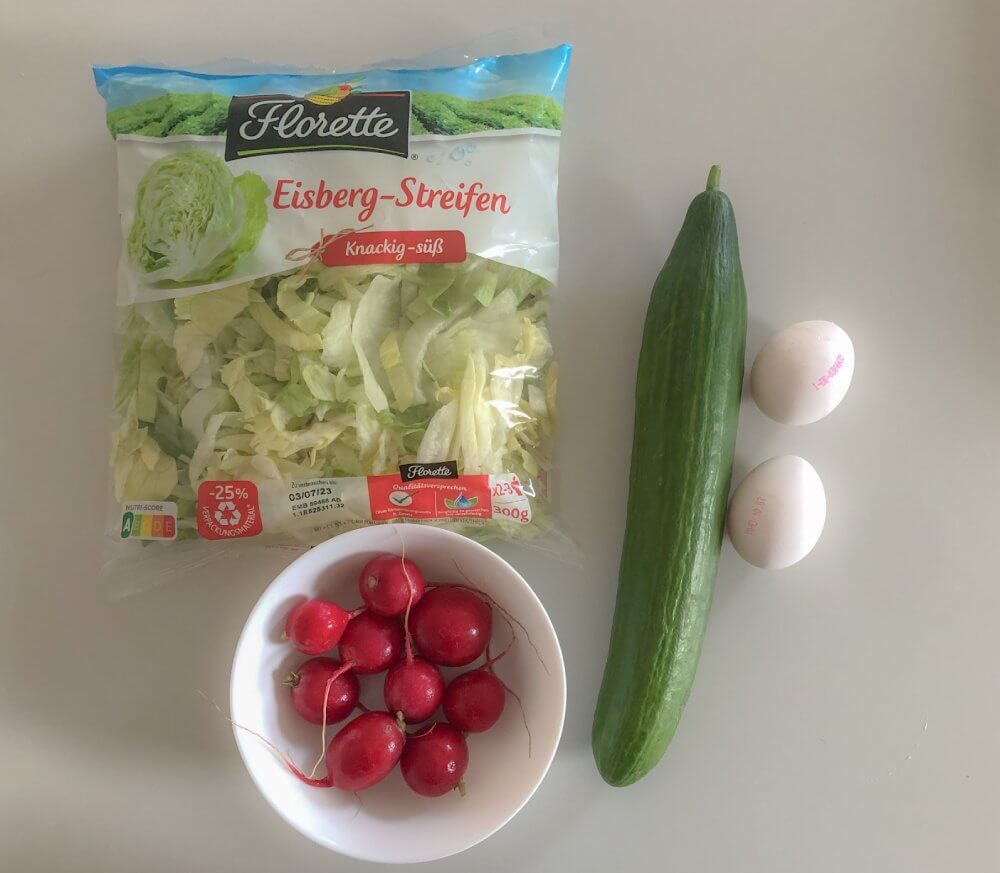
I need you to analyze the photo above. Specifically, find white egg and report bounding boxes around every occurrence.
[750,320,854,425]
[727,455,826,569]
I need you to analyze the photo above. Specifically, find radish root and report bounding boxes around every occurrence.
[198,690,331,787]
[443,562,550,675]
[498,678,532,757]
[349,792,365,823]
[482,611,516,670]
[435,575,535,757]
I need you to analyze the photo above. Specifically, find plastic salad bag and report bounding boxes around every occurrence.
[93,45,572,591]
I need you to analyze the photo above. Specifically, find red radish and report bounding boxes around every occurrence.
[284,600,350,655]
[409,586,492,666]
[324,711,405,790]
[400,723,469,797]
[384,658,444,723]
[359,553,426,617]
[289,711,405,790]
[338,611,403,674]
[438,571,550,675]
[284,658,359,725]
[442,668,506,733]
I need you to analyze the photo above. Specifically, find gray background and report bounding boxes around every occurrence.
[2,1,998,870]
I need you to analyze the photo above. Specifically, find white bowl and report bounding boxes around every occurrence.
[230,524,566,864]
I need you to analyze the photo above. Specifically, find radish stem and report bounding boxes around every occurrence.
[308,663,355,778]
[394,526,417,664]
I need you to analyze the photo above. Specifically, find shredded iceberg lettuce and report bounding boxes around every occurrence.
[111,254,556,538]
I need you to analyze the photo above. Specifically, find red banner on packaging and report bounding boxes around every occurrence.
[319,230,466,267]
[367,474,492,522]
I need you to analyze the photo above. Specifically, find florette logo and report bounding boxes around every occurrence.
[225,89,410,161]
[398,461,459,482]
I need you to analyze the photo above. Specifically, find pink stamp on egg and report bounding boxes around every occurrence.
[812,353,845,391]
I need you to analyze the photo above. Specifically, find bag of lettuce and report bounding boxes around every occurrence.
[94,46,573,593]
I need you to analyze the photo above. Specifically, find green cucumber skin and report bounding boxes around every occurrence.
[592,170,747,787]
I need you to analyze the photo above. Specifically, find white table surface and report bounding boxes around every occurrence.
[3,2,998,870]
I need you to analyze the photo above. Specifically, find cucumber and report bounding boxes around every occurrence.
[592,166,747,787]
